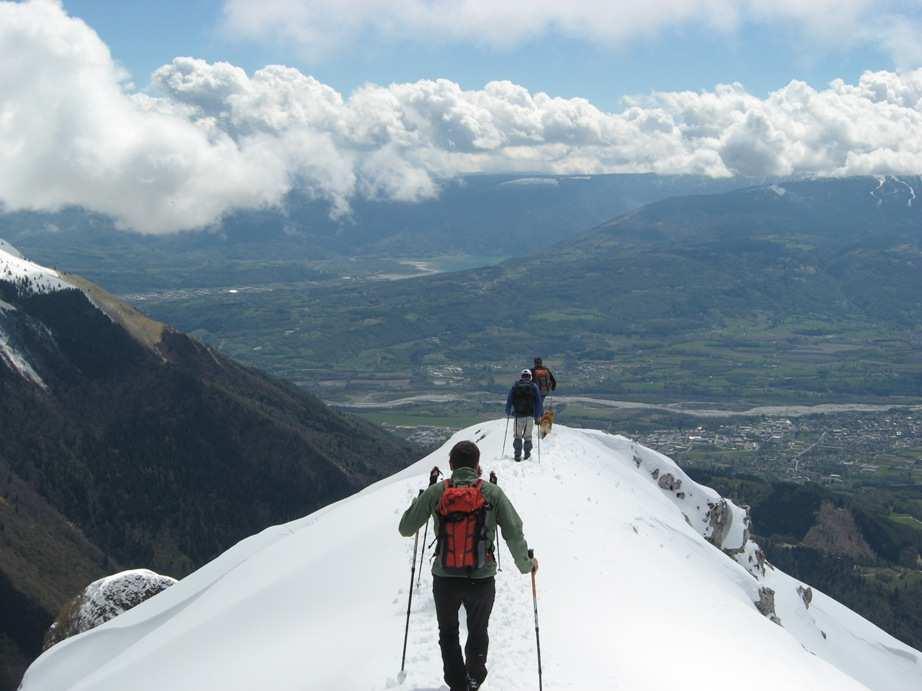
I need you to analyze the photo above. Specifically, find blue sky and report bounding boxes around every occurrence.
[63,0,904,108]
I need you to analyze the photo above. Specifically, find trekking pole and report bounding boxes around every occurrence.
[489,471,501,572]
[501,415,510,457]
[399,490,424,682]
[415,467,442,590]
[415,519,429,589]
[536,421,541,464]
[529,549,543,691]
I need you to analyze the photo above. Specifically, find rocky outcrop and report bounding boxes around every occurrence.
[706,499,733,549]
[797,585,813,610]
[630,441,764,580]
[755,587,781,625]
[803,502,875,561]
[657,473,682,492]
[44,570,176,650]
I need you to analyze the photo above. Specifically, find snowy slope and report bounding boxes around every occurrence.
[20,421,922,691]
[0,238,24,258]
[0,242,71,294]
[0,242,73,386]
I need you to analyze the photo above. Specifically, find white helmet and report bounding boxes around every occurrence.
[520,369,532,379]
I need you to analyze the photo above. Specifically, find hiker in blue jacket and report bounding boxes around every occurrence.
[504,369,543,461]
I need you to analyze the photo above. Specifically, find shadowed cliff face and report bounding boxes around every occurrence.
[0,272,419,691]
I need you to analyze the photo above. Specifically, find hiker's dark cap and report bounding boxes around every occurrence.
[449,440,480,469]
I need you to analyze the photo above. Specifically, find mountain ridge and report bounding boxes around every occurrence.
[20,421,922,690]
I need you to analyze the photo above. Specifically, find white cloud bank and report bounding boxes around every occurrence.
[3,0,922,233]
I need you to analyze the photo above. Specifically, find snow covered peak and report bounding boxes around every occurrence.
[20,422,922,691]
[0,241,72,294]
[0,242,74,386]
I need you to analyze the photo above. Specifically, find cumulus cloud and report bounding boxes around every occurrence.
[0,0,291,234]
[5,0,922,234]
[220,0,890,59]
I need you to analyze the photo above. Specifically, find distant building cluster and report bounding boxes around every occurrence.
[636,411,922,486]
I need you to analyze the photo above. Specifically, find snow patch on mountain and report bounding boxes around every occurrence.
[0,243,73,386]
[0,242,71,294]
[0,238,23,258]
[20,422,922,691]
[892,176,917,207]
[867,175,920,209]
[0,326,46,387]
[499,177,560,187]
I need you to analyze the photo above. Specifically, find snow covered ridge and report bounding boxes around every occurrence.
[0,241,73,387]
[20,422,922,691]
[0,238,23,258]
[0,241,72,294]
[44,570,177,651]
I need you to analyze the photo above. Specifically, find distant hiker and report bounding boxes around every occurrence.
[399,441,538,691]
[531,358,557,439]
[505,369,543,461]
[530,357,557,401]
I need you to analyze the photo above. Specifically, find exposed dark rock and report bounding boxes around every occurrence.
[803,502,876,561]
[755,548,767,575]
[44,570,176,650]
[797,585,813,610]
[657,473,682,492]
[756,587,782,625]
[706,500,732,549]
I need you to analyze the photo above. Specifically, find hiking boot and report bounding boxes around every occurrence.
[514,454,521,462]
[467,674,481,690]
[524,451,531,460]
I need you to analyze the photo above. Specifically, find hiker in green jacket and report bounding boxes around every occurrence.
[399,441,538,691]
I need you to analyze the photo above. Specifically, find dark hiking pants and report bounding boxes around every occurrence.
[433,575,496,690]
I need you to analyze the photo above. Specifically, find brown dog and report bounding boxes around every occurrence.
[539,409,556,438]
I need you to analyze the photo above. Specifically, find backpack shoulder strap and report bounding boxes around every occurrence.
[475,479,492,508]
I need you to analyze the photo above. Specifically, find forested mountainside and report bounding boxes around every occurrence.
[0,246,418,690]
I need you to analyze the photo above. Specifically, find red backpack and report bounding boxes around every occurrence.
[533,367,552,395]
[437,480,491,572]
